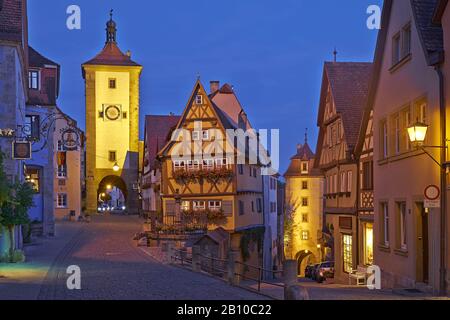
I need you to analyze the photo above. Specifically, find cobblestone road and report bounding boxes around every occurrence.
[36,215,266,300]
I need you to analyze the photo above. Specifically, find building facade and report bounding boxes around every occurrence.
[0,0,28,256]
[315,62,372,283]
[284,140,324,276]
[372,0,448,294]
[82,14,142,214]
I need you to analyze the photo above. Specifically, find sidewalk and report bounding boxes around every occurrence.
[0,221,84,300]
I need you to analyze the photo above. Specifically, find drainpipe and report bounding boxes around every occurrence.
[435,65,447,296]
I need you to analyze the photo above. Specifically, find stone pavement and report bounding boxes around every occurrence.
[2,215,267,300]
[0,221,83,300]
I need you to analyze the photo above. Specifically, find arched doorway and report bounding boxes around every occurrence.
[295,250,317,277]
[97,175,128,212]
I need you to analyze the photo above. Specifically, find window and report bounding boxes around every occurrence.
[301,230,309,240]
[397,202,407,250]
[381,202,390,246]
[57,140,65,152]
[251,201,255,212]
[57,193,68,208]
[381,119,388,159]
[122,112,127,119]
[181,201,190,212]
[270,177,277,190]
[256,199,262,213]
[301,162,308,174]
[187,160,200,171]
[202,130,210,141]
[416,101,428,124]
[404,108,411,150]
[334,174,338,193]
[28,70,39,90]
[25,168,40,193]
[173,160,185,171]
[202,159,214,170]
[362,161,373,190]
[392,32,401,65]
[301,197,309,207]
[302,213,309,223]
[402,24,411,57]
[195,95,203,105]
[109,78,117,89]
[394,115,400,154]
[239,200,244,216]
[193,201,205,211]
[302,181,308,190]
[347,171,352,192]
[364,223,374,266]
[192,131,200,141]
[342,234,353,273]
[340,172,346,193]
[57,165,67,178]
[25,115,40,141]
[253,168,257,177]
[238,164,244,175]
[109,151,117,162]
[208,201,221,211]
[270,202,277,213]
[215,158,228,168]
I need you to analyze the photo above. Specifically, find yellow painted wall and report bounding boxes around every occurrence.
[94,70,130,170]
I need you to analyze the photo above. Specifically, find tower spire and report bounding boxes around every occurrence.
[333,47,338,62]
[106,9,117,44]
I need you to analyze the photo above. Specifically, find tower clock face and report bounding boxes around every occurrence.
[105,105,121,121]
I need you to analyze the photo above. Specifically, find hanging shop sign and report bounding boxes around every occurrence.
[12,141,32,160]
[0,128,15,138]
[61,128,80,151]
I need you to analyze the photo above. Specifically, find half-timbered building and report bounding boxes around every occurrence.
[157,80,266,266]
[315,62,373,283]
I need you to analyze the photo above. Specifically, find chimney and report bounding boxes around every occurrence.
[126,50,132,57]
[210,81,220,94]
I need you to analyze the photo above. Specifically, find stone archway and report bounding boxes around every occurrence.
[295,250,317,277]
[97,175,128,211]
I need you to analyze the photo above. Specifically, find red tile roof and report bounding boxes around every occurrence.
[144,115,181,170]
[0,0,24,42]
[83,42,141,67]
[321,62,373,149]
[29,46,59,68]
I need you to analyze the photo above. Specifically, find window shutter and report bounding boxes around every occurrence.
[165,200,176,216]
[222,201,233,217]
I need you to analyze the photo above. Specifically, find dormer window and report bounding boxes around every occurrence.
[301,161,308,174]
[195,95,203,105]
[28,70,39,90]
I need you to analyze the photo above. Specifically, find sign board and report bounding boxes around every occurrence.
[424,185,440,200]
[424,199,440,208]
[0,128,15,138]
[12,141,31,160]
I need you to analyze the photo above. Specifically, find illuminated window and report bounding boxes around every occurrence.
[25,168,40,193]
[181,201,190,212]
[364,223,374,265]
[342,234,353,273]
[301,230,309,240]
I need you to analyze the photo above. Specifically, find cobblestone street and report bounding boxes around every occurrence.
[1,215,266,300]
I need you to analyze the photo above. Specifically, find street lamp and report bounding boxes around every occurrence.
[113,162,120,172]
[407,120,429,147]
[106,184,112,190]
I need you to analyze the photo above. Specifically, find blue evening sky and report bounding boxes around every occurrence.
[28,0,383,175]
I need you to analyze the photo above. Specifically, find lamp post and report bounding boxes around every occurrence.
[408,120,449,295]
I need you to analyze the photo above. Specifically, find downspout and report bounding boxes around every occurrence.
[435,65,447,296]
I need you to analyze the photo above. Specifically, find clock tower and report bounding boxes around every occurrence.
[82,12,143,214]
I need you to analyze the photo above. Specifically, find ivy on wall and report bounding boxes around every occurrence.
[239,226,265,262]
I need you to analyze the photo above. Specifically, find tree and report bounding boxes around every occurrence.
[283,194,300,260]
[0,152,34,262]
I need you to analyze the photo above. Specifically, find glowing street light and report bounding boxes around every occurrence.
[407,120,429,147]
[113,162,120,172]
[106,184,112,190]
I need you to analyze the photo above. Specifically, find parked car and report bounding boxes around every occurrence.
[315,261,335,283]
[304,264,315,278]
[310,263,321,281]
